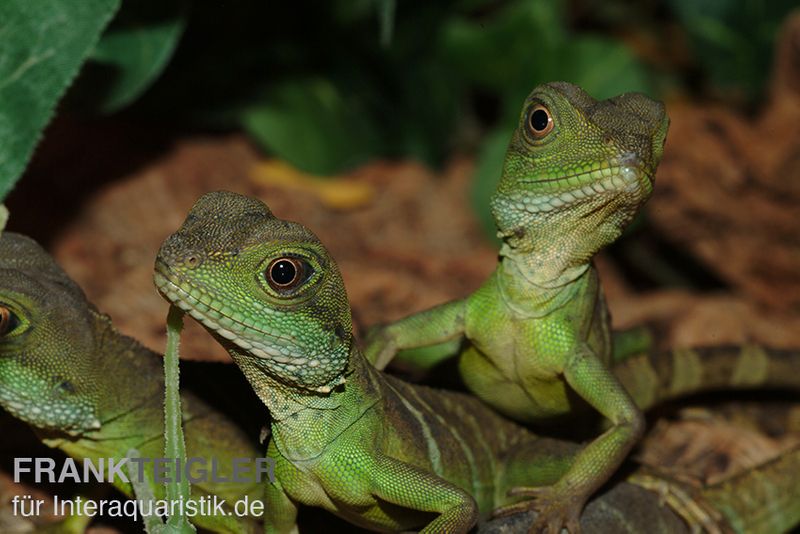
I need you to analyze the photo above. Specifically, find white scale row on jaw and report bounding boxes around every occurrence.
[517,171,638,214]
[161,279,319,367]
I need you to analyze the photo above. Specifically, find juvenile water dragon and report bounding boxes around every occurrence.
[0,232,264,534]
[154,191,800,533]
[364,82,800,532]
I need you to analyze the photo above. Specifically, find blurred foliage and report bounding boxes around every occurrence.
[0,0,795,212]
[69,0,187,114]
[134,0,653,178]
[668,0,797,100]
[0,0,121,201]
[136,1,464,174]
[241,79,382,174]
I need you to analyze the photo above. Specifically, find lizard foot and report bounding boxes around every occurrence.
[493,486,584,534]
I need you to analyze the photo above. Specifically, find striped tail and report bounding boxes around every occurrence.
[702,444,800,534]
[631,445,800,534]
[612,345,800,411]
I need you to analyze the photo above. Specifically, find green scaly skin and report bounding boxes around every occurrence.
[385,325,800,418]
[486,442,800,534]
[0,232,262,534]
[154,191,800,534]
[363,81,800,532]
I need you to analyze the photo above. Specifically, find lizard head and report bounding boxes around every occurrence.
[490,82,669,262]
[155,191,352,395]
[0,233,101,434]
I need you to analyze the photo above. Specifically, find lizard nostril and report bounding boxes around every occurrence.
[185,256,201,269]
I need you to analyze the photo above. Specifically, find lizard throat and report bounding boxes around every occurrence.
[0,373,100,435]
[153,266,347,394]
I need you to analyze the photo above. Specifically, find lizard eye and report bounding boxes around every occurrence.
[526,104,554,139]
[0,306,20,336]
[265,257,310,291]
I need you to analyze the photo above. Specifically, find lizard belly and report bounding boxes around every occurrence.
[459,344,572,423]
[462,282,582,423]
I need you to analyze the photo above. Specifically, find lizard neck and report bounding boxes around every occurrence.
[44,317,166,459]
[231,342,380,462]
[499,240,591,288]
[497,240,594,317]
[491,178,635,288]
[90,312,164,426]
[496,220,596,287]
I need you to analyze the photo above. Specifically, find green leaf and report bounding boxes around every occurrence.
[80,0,187,113]
[241,79,381,175]
[0,0,121,202]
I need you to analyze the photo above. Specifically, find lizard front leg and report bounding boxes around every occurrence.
[372,453,479,533]
[497,346,645,533]
[365,299,467,371]
[263,475,299,534]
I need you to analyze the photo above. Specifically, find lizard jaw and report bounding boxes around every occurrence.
[154,267,302,363]
[512,154,651,215]
[154,265,346,394]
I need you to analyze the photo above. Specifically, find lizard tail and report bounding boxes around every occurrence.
[613,345,800,411]
[701,444,800,534]
[631,446,800,534]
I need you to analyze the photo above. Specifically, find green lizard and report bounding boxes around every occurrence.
[363,81,800,532]
[154,191,800,534]
[361,81,667,531]
[0,232,264,534]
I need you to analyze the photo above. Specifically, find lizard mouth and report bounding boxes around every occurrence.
[153,262,306,365]
[512,155,651,214]
[521,152,648,185]
[154,262,346,393]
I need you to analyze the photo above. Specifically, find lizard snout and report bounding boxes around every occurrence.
[156,232,205,273]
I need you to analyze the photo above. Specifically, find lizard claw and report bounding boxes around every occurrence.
[492,485,584,534]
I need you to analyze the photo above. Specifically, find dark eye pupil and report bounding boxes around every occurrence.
[0,308,19,336]
[531,109,550,131]
[271,260,297,286]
